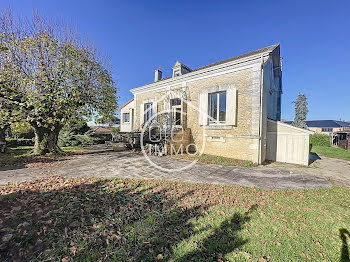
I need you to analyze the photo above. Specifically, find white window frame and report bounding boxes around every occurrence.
[208,91,226,125]
[199,84,236,127]
[144,102,153,122]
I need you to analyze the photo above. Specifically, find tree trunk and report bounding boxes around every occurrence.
[0,127,6,153]
[31,123,63,155]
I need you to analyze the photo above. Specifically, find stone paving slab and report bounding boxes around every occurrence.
[0,150,332,189]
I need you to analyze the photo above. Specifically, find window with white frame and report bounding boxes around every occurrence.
[123,113,130,123]
[208,91,226,124]
[144,102,153,122]
[322,127,333,132]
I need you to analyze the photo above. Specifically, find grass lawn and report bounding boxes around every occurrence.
[174,153,257,167]
[0,177,349,261]
[0,146,87,167]
[311,145,350,161]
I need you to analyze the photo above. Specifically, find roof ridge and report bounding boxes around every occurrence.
[192,43,280,72]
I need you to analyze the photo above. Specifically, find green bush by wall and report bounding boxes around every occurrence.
[310,134,330,147]
[58,130,96,147]
[6,138,35,147]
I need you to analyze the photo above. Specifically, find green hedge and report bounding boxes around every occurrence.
[91,133,112,144]
[6,138,35,147]
[310,134,330,147]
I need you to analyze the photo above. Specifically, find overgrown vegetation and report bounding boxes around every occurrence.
[175,153,257,167]
[311,145,350,161]
[310,134,330,147]
[0,177,349,261]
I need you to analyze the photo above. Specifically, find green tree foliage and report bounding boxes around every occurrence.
[0,10,117,155]
[292,93,308,129]
[10,121,33,138]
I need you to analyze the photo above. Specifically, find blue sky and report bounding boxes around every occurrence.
[1,0,349,121]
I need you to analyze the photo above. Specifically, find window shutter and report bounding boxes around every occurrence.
[199,93,208,126]
[226,88,237,126]
[140,103,144,127]
[164,100,170,112]
[152,102,157,118]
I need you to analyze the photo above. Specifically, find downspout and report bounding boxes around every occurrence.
[258,55,264,164]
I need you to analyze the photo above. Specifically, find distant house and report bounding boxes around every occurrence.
[286,120,350,134]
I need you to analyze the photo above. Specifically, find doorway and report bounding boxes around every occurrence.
[171,98,182,127]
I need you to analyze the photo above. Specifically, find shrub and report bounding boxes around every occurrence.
[58,130,95,147]
[58,130,76,147]
[91,133,112,144]
[6,138,34,146]
[75,130,95,146]
[310,134,330,147]
[111,127,120,133]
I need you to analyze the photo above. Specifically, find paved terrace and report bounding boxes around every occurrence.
[0,149,331,189]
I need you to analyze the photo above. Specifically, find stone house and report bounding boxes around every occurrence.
[120,44,312,165]
[301,120,350,135]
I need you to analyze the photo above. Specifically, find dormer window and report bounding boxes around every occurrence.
[172,60,192,78]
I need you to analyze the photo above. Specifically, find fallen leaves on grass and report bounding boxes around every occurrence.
[0,176,265,261]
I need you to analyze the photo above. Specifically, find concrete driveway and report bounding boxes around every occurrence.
[0,149,331,189]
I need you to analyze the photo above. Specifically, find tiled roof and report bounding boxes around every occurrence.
[286,120,350,128]
[191,43,279,72]
[146,44,280,84]
[90,126,112,133]
[119,98,134,110]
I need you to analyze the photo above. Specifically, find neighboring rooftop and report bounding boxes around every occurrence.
[89,126,113,133]
[286,120,350,128]
[119,98,134,110]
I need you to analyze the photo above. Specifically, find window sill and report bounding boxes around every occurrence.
[204,125,233,130]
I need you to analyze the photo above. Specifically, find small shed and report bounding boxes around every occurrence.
[333,132,350,150]
[266,119,314,166]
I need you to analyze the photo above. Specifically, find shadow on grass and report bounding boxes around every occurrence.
[340,228,350,262]
[0,146,81,171]
[175,205,257,262]
[0,153,73,171]
[0,178,254,261]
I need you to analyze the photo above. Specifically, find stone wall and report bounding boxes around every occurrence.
[134,66,264,163]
